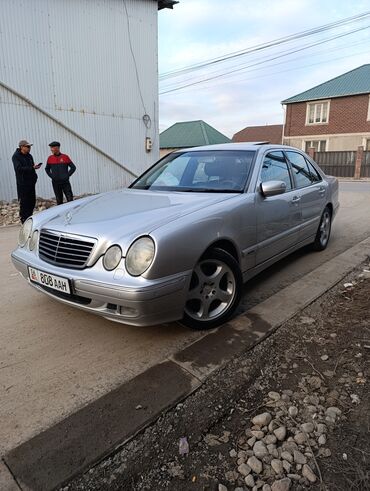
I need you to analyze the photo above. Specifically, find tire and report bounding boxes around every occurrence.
[181,248,243,330]
[312,206,332,251]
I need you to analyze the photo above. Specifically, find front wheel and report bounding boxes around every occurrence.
[312,206,332,251]
[181,248,243,330]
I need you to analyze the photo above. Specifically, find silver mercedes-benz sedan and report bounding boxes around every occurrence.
[11,144,339,330]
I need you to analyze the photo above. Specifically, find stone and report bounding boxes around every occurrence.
[263,485,272,491]
[321,354,329,361]
[326,407,341,419]
[238,450,247,459]
[293,450,307,464]
[238,463,252,477]
[245,474,255,488]
[316,423,327,434]
[271,459,284,474]
[247,456,263,474]
[219,485,228,491]
[267,444,279,458]
[282,460,291,473]
[294,433,306,445]
[271,478,291,491]
[318,447,332,458]
[252,412,272,427]
[225,470,239,482]
[264,434,277,445]
[288,406,298,417]
[301,423,314,434]
[287,474,301,481]
[274,426,287,441]
[229,449,237,458]
[281,451,293,463]
[318,434,326,446]
[268,391,281,401]
[248,436,257,447]
[251,430,265,440]
[308,376,322,389]
[302,464,317,483]
[253,441,269,459]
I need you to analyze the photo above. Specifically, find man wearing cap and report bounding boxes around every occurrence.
[12,140,42,223]
[45,141,76,205]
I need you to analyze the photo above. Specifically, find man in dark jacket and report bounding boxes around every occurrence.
[12,140,42,223]
[45,141,76,205]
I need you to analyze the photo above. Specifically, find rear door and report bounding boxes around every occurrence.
[285,151,327,242]
[255,151,301,265]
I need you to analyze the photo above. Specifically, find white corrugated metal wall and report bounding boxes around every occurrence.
[0,0,159,201]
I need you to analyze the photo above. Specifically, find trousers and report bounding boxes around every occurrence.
[52,180,74,205]
[18,185,36,223]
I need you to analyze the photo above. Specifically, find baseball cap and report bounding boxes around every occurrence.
[49,141,61,147]
[19,140,33,147]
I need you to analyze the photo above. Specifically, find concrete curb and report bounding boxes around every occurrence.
[4,237,370,490]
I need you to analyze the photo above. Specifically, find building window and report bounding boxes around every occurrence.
[305,140,327,152]
[306,101,329,124]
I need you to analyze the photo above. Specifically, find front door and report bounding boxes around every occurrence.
[255,151,301,265]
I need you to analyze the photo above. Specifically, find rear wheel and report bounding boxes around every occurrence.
[181,248,242,330]
[312,206,332,251]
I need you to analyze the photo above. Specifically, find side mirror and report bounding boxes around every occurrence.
[260,180,287,197]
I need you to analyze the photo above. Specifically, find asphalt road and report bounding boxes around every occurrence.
[1,181,369,456]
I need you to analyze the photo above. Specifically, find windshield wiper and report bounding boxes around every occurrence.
[193,188,243,193]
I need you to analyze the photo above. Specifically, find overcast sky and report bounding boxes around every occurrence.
[157,0,370,138]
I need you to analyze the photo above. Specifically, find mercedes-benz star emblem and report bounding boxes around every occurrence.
[65,211,72,225]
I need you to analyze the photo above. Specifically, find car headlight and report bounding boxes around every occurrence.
[18,218,33,247]
[125,237,155,276]
[103,245,122,271]
[29,230,39,251]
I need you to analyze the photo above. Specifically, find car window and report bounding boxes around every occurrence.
[305,158,322,182]
[131,150,256,192]
[286,151,313,188]
[260,151,292,191]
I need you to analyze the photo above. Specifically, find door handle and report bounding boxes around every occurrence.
[291,196,301,203]
[318,187,326,195]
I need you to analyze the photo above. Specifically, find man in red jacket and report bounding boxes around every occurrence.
[45,141,76,205]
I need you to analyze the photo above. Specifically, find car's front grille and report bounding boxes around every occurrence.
[38,229,96,269]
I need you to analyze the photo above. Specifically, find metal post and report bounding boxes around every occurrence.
[354,146,364,179]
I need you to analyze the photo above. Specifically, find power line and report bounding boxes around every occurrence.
[159,24,370,94]
[159,10,370,80]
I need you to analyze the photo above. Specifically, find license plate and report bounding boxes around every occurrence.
[28,267,71,294]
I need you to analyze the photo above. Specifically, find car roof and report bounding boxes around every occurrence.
[175,143,303,153]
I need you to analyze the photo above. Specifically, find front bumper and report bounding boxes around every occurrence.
[11,248,191,326]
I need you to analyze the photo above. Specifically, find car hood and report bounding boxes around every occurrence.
[39,188,236,246]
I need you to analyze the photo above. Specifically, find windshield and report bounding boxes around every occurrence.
[130,150,256,193]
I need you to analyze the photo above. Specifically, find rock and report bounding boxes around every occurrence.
[247,456,263,474]
[271,478,291,491]
[282,460,291,473]
[320,355,329,361]
[268,391,281,401]
[282,441,298,453]
[293,450,307,464]
[271,459,284,474]
[219,485,228,491]
[316,423,327,434]
[326,407,341,419]
[251,430,265,440]
[302,464,317,483]
[274,426,287,441]
[263,485,272,491]
[238,450,247,459]
[225,470,239,482]
[253,441,269,459]
[318,434,326,446]
[248,436,257,447]
[267,444,279,458]
[229,449,237,458]
[288,406,298,417]
[281,394,290,402]
[301,422,314,434]
[294,433,306,445]
[238,463,252,477]
[264,434,277,445]
[252,412,272,427]
[281,451,293,463]
[287,474,301,481]
[234,488,244,491]
[318,447,332,458]
[245,474,255,488]
[308,376,322,389]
